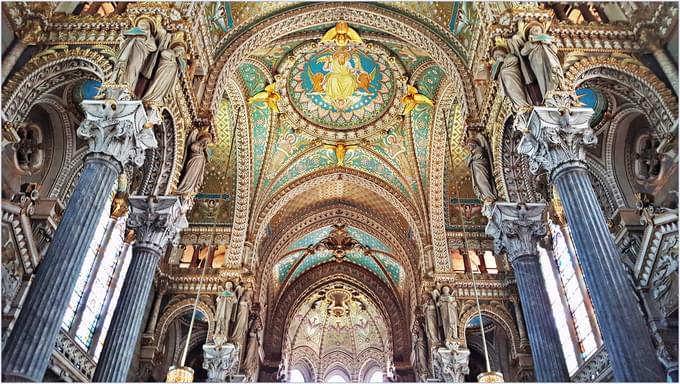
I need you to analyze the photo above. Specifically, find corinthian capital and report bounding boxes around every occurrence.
[127,196,188,250]
[516,105,596,180]
[486,202,546,262]
[77,91,157,168]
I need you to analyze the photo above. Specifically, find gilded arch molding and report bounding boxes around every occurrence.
[263,261,411,365]
[458,303,520,360]
[152,298,216,356]
[566,56,678,133]
[2,48,111,123]
[251,169,426,263]
[204,2,477,118]
[254,205,419,318]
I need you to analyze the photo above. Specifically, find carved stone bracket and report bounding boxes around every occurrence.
[516,105,596,181]
[77,89,157,168]
[486,202,547,262]
[431,344,470,383]
[127,196,188,250]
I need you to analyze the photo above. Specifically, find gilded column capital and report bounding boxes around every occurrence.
[127,196,188,251]
[76,90,158,168]
[486,202,547,262]
[516,104,596,181]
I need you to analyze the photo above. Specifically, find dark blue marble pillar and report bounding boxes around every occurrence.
[554,167,665,382]
[517,103,665,381]
[487,203,569,382]
[1,92,154,382]
[92,245,161,382]
[93,196,186,382]
[2,154,120,382]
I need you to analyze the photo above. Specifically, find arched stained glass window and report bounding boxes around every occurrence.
[538,220,601,374]
[61,192,113,331]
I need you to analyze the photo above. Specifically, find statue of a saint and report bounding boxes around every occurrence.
[230,288,252,346]
[214,282,238,338]
[413,321,429,381]
[113,18,158,91]
[242,317,262,378]
[433,286,458,343]
[176,129,211,195]
[423,295,441,351]
[143,35,187,104]
[491,47,531,110]
[520,22,564,100]
[465,134,497,203]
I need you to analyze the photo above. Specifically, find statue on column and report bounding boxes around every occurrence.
[143,32,188,105]
[433,286,458,344]
[113,16,158,91]
[520,22,564,100]
[176,129,212,196]
[231,288,252,347]
[412,320,429,381]
[214,282,239,339]
[242,315,262,379]
[465,133,497,205]
[423,294,441,351]
[491,44,531,110]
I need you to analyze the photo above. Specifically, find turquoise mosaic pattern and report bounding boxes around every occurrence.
[346,227,390,253]
[276,250,306,282]
[411,106,432,190]
[289,250,334,281]
[345,148,411,198]
[261,121,315,192]
[344,251,389,283]
[286,226,334,252]
[270,146,337,194]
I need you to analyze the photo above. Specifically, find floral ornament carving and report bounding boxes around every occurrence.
[486,202,546,262]
[77,91,158,168]
[516,104,596,179]
[126,196,188,249]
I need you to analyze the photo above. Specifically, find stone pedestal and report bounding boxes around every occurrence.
[1,93,154,382]
[203,342,239,382]
[486,202,569,382]
[517,103,666,381]
[431,344,470,383]
[93,196,187,382]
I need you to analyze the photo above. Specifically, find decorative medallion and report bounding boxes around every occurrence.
[279,23,404,142]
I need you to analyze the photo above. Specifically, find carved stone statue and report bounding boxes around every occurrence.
[413,321,429,381]
[143,35,187,105]
[520,22,564,100]
[176,129,211,195]
[423,295,441,351]
[242,317,262,378]
[465,134,497,204]
[215,282,239,338]
[433,286,458,343]
[113,18,158,91]
[230,288,252,346]
[491,47,531,110]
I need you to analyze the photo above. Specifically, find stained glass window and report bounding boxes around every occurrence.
[61,193,113,331]
[539,221,601,374]
[74,216,128,349]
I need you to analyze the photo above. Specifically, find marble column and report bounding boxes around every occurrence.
[93,196,187,382]
[516,101,666,381]
[1,90,155,382]
[486,202,569,382]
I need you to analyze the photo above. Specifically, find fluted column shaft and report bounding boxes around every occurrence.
[93,245,161,382]
[94,196,187,382]
[554,167,665,381]
[512,254,570,381]
[487,202,569,382]
[518,104,665,381]
[1,154,120,382]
